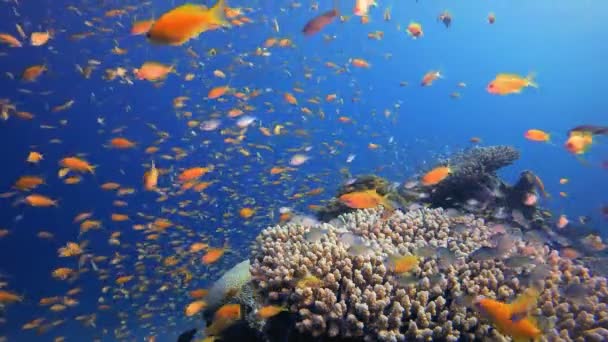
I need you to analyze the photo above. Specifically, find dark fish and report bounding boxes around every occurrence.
[302,9,338,36]
[470,246,501,261]
[177,328,197,342]
[568,125,608,136]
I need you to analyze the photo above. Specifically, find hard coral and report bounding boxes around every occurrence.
[250,207,608,341]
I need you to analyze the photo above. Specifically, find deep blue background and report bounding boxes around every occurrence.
[0,0,606,340]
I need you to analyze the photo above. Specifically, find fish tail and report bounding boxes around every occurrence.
[526,73,538,88]
[211,0,231,28]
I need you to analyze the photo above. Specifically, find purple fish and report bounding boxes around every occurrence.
[302,9,338,36]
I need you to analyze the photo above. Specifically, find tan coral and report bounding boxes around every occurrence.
[250,208,608,341]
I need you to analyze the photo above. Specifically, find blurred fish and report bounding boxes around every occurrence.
[302,5,338,36]
[561,283,589,306]
[470,246,501,261]
[304,227,327,243]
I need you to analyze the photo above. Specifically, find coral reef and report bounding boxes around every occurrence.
[250,207,608,341]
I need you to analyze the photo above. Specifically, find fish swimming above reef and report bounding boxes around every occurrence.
[302,1,339,36]
[146,0,231,45]
[474,287,542,341]
[563,125,607,154]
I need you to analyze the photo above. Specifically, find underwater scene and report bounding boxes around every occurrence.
[0,0,607,341]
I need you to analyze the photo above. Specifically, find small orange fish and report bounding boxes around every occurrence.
[208,85,230,99]
[14,175,45,191]
[0,33,22,47]
[202,245,228,264]
[178,166,213,182]
[284,92,298,105]
[421,166,451,186]
[524,129,550,142]
[239,207,255,219]
[384,255,418,274]
[0,290,23,304]
[146,0,231,46]
[59,157,95,174]
[111,213,129,222]
[257,305,287,319]
[406,22,423,38]
[185,300,207,316]
[134,62,174,82]
[30,31,51,46]
[26,151,43,163]
[351,58,370,68]
[189,288,209,299]
[421,70,441,86]
[143,161,159,191]
[109,137,136,149]
[487,73,537,95]
[24,194,57,207]
[115,275,133,285]
[21,64,47,82]
[339,189,392,210]
[130,20,154,36]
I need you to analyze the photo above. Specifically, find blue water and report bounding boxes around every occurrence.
[0,0,606,340]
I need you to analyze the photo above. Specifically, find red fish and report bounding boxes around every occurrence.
[302,9,338,36]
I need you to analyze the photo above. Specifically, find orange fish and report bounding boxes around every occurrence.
[115,275,133,285]
[14,175,45,191]
[134,62,174,82]
[185,300,207,316]
[384,255,419,274]
[146,0,230,46]
[0,290,23,304]
[406,22,423,38]
[111,213,129,222]
[215,303,241,319]
[26,151,43,163]
[284,92,298,105]
[101,182,121,190]
[564,131,593,155]
[351,58,370,68]
[207,303,242,335]
[109,137,136,149]
[239,207,255,219]
[178,166,213,182]
[30,31,51,46]
[189,288,209,299]
[59,157,95,174]
[202,245,228,264]
[143,161,159,191]
[21,64,46,82]
[208,85,230,99]
[524,129,550,142]
[0,33,22,47]
[487,73,537,95]
[24,194,57,207]
[257,305,287,319]
[421,166,451,186]
[130,20,154,35]
[474,288,542,341]
[421,70,441,86]
[339,189,392,210]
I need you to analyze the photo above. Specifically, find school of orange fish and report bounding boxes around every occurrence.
[0,0,606,341]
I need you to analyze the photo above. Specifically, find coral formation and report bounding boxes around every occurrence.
[250,207,608,341]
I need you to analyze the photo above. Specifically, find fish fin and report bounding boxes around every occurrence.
[508,287,539,316]
[210,0,232,28]
[526,72,538,88]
